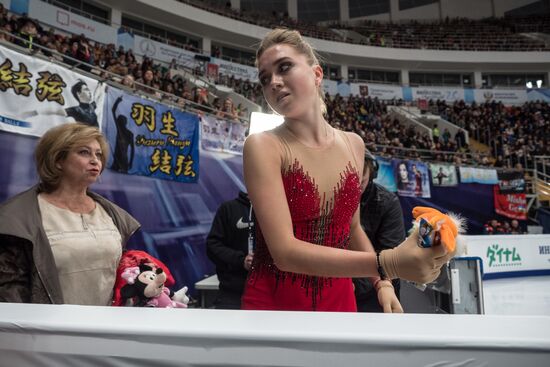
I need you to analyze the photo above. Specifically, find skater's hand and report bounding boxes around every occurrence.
[380,228,451,284]
[412,206,458,253]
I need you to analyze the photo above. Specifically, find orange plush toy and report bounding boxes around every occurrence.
[412,206,465,255]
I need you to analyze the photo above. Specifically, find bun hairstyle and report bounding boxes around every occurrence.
[256,28,327,116]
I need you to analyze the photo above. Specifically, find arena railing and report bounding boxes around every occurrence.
[6,6,259,114]
[0,29,249,124]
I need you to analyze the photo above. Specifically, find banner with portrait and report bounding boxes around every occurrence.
[493,186,527,220]
[201,114,246,155]
[459,166,498,185]
[497,170,525,194]
[103,87,199,183]
[430,163,458,187]
[0,44,105,137]
[392,159,431,198]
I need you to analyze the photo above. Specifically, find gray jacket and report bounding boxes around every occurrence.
[0,185,140,304]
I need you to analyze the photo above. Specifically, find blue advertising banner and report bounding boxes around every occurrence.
[373,157,397,192]
[392,159,431,198]
[103,87,199,183]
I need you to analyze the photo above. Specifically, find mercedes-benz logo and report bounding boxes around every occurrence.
[139,39,156,57]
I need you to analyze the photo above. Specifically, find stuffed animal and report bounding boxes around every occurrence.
[412,206,466,255]
[120,264,189,308]
[113,250,189,308]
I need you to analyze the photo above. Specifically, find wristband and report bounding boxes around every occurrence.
[374,279,394,292]
[376,251,388,280]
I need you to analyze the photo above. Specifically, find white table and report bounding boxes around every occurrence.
[0,303,548,366]
[194,274,219,307]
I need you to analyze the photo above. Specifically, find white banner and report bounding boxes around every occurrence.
[412,87,465,102]
[200,114,245,155]
[527,88,550,103]
[210,57,258,82]
[474,89,527,105]
[0,45,106,137]
[133,35,197,69]
[322,79,338,96]
[350,82,404,100]
[459,166,498,184]
[28,0,116,45]
[465,235,550,277]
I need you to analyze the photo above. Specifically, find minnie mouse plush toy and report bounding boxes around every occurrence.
[120,263,189,308]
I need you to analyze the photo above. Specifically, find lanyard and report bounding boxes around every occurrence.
[247,205,254,254]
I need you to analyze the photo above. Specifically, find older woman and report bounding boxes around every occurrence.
[0,123,140,305]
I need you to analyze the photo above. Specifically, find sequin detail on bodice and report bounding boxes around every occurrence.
[249,158,361,309]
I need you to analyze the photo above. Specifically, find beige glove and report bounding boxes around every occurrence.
[375,280,403,313]
[379,228,452,284]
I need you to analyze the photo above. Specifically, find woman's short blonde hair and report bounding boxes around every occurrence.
[35,123,109,192]
[256,28,327,116]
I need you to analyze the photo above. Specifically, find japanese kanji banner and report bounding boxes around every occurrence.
[430,163,458,186]
[392,159,431,198]
[103,87,199,183]
[201,114,246,155]
[493,186,527,220]
[497,170,525,194]
[0,44,105,137]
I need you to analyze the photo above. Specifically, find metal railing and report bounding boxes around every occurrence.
[0,29,250,124]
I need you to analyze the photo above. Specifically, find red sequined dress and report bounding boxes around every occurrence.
[241,128,361,311]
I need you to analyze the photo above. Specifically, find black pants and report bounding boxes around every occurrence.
[212,290,242,310]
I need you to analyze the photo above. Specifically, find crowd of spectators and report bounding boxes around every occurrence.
[432,99,550,171]
[0,6,250,122]
[1,5,544,233]
[178,1,549,52]
[323,93,494,166]
[344,16,549,51]
[1,5,548,172]
[178,0,342,45]
[483,218,526,235]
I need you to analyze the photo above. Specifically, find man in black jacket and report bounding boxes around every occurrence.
[354,151,406,312]
[206,191,253,309]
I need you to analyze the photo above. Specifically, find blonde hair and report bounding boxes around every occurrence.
[35,123,109,192]
[256,28,327,116]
